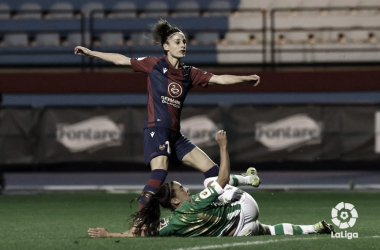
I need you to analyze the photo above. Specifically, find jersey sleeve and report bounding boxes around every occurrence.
[190,66,213,88]
[130,57,159,74]
[189,182,224,209]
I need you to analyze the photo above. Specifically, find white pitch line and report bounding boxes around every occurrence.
[169,237,319,250]
[169,236,379,250]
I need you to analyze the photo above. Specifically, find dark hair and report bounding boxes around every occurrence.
[151,19,183,54]
[129,182,176,236]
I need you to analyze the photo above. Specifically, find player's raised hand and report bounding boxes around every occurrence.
[247,74,260,86]
[74,46,92,56]
[215,130,227,148]
[88,227,108,238]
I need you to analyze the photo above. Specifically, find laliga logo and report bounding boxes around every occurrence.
[331,202,359,240]
[168,82,182,98]
[331,202,358,229]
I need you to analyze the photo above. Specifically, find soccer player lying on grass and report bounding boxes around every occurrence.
[88,130,335,238]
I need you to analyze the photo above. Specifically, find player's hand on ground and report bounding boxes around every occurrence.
[74,46,92,56]
[246,74,260,86]
[88,227,108,238]
[215,130,227,148]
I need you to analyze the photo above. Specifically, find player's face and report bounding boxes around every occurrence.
[172,181,190,203]
[164,33,187,59]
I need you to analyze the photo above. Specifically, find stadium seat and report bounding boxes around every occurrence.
[143,1,169,18]
[238,0,271,11]
[283,31,309,44]
[100,32,124,46]
[129,32,154,46]
[356,0,380,14]
[327,0,360,15]
[81,2,104,18]
[2,33,29,47]
[298,0,330,15]
[194,31,219,45]
[172,0,200,17]
[206,0,232,17]
[108,2,137,18]
[345,30,374,43]
[269,0,303,15]
[48,2,74,19]
[0,2,10,19]
[65,32,91,46]
[34,33,60,46]
[15,2,42,19]
[224,31,250,44]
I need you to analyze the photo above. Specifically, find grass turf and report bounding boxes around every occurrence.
[0,192,379,250]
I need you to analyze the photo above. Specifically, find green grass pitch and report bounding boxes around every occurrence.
[1,191,379,250]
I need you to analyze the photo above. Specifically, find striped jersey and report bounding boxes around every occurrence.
[130,57,213,132]
[158,184,242,237]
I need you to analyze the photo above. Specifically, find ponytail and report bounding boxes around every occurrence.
[129,182,176,236]
[151,19,183,54]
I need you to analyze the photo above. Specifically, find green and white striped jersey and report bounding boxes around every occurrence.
[159,183,242,237]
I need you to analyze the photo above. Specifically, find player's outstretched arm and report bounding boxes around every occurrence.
[74,46,132,66]
[88,227,143,238]
[208,74,260,86]
[214,130,230,188]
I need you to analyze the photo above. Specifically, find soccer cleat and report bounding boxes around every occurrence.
[242,167,261,187]
[313,220,335,234]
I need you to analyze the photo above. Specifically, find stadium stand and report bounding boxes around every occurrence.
[108,1,137,18]
[172,0,200,17]
[2,33,29,47]
[0,2,10,19]
[81,2,104,18]
[15,2,42,19]
[47,2,74,19]
[34,32,60,46]
[142,1,169,18]
[99,32,124,46]
[0,0,379,66]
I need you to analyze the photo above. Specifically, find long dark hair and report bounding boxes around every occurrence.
[151,19,183,54]
[130,181,176,236]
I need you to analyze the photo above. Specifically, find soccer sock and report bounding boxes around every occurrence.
[267,223,316,235]
[203,164,219,178]
[230,174,251,186]
[203,175,251,188]
[139,169,167,211]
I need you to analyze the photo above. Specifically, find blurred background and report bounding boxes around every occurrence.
[1,0,380,194]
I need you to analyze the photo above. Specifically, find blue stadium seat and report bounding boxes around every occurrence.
[3,33,29,46]
[16,2,42,19]
[100,32,124,46]
[143,1,169,18]
[48,2,74,19]
[65,31,91,46]
[81,2,104,18]
[206,0,231,17]
[0,2,10,19]
[173,0,200,17]
[108,2,137,18]
[34,32,60,46]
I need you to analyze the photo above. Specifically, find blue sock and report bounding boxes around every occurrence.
[203,164,219,179]
[139,169,167,210]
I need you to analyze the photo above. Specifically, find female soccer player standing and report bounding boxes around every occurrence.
[74,19,260,215]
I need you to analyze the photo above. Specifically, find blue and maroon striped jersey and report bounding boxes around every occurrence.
[131,56,213,132]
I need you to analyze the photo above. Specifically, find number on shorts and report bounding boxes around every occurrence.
[165,141,171,154]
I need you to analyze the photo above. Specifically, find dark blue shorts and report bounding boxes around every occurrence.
[143,126,196,167]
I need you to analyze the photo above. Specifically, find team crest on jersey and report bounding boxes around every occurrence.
[168,82,182,98]
[159,144,166,150]
[159,218,169,230]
